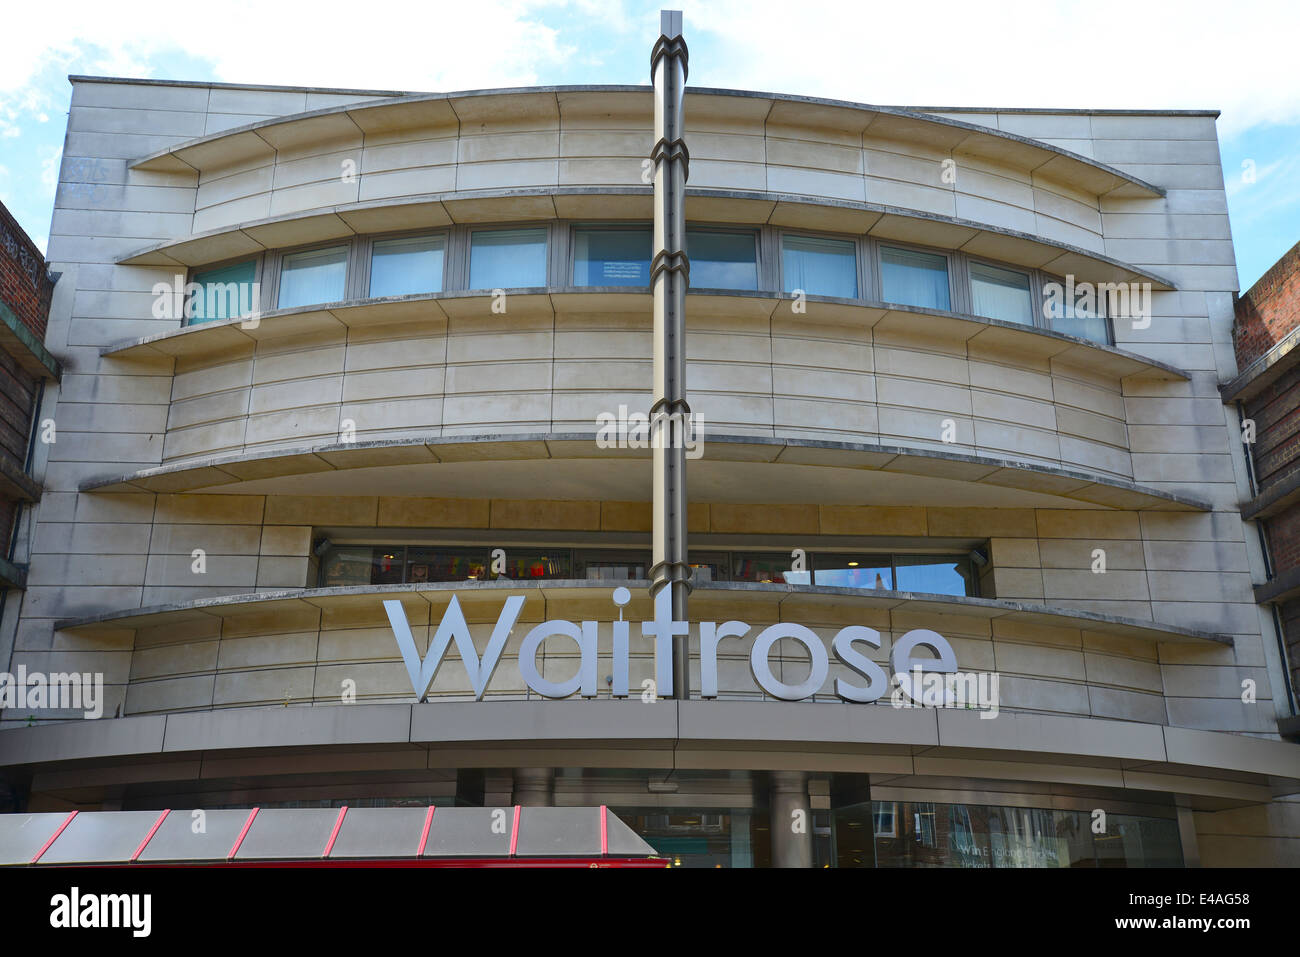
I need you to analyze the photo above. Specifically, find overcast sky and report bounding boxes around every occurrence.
[1,0,1296,288]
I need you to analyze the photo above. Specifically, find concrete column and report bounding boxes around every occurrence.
[769,770,812,868]
[513,768,554,806]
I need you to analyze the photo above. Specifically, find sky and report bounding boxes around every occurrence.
[0,0,1297,291]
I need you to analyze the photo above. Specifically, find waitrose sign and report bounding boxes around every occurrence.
[384,588,976,706]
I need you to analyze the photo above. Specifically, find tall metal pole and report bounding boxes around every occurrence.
[649,10,691,699]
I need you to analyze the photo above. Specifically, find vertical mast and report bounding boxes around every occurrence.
[649,9,691,698]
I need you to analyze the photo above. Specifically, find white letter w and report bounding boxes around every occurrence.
[384,595,525,701]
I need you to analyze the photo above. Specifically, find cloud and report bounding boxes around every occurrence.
[1,0,1297,141]
[1226,152,1300,227]
[680,0,1300,139]
[1,0,574,96]
[39,146,62,192]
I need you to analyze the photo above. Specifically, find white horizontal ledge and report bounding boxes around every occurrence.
[78,431,1213,512]
[124,84,1165,202]
[53,577,1229,646]
[99,288,1187,386]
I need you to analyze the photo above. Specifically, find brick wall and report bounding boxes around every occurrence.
[0,202,53,342]
[1244,365,1300,487]
[0,201,51,567]
[1237,241,1300,700]
[1234,240,1300,368]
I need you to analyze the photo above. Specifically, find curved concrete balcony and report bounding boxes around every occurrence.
[54,578,1232,645]
[91,288,1189,496]
[101,288,1187,381]
[114,86,1170,282]
[114,187,1177,294]
[127,86,1163,201]
[2,701,1295,805]
[78,432,1210,511]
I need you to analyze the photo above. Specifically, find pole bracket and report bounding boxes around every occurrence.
[649,137,691,181]
[650,35,689,81]
[648,560,695,598]
[649,249,691,286]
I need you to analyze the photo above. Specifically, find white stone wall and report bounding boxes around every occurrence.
[5,79,1283,754]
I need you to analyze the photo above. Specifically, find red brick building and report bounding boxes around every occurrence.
[0,202,60,592]
[1225,240,1300,734]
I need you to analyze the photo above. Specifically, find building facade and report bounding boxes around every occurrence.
[0,202,60,751]
[0,73,1298,866]
[1226,241,1300,733]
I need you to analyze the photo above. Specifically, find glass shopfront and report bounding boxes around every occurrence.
[122,766,1184,868]
[839,800,1183,868]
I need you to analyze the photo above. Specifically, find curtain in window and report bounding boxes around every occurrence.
[880,246,950,311]
[969,262,1033,325]
[469,228,547,289]
[278,246,347,308]
[782,235,857,298]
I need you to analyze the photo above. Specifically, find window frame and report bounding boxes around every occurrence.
[1036,269,1114,346]
[184,253,266,327]
[867,238,957,314]
[177,220,1125,357]
[315,539,980,597]
[462,222,554,292]
[776,228,865,301]
[686,223,763,293]
[268,237,357,311]
[568,221,653,288]
[964,256,1040,330]
[361,228,451,299]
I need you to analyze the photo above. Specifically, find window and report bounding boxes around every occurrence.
[688,553,729,585]
[1041,276,1110,345]
[688,229,758,290]
[318,542,976,596]
[894,555,974,596]
[495,550,571,580]
[577,551,649,581]
[879,246,950,311]
[370,546,406,585]
[469,227,547,289]
[370,235,445,297]
[188,259,257,324]
[813,554,893,590]
[731,553,811,585]
[873,802,897,838]
[403,546,488,583]
[278,245,347,309]
[969,261,1033,326]
[320,544,569,586]
[782,234,857,298]
[573,226,650,286]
